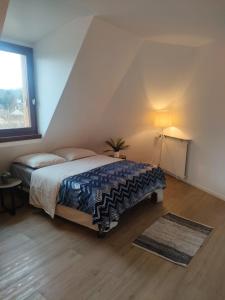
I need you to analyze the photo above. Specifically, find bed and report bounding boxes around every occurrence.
[11,154,166,237]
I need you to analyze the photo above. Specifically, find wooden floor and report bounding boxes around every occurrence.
[1,176,225,300]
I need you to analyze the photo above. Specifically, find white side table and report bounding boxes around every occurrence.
[0,178,22,215]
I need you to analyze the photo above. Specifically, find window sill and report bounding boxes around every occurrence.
[0,134,42,145]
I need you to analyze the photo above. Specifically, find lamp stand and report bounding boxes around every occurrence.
[158,128,165,167]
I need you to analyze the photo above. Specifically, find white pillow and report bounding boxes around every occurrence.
[14,153,66,169]
[53,147,96,161]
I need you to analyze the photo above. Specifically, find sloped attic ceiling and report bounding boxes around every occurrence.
[34,16,93,135]
[2,0,225,45]
[44,18,142,149]
[1,0,224,140]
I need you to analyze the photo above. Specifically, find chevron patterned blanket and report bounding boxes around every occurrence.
[58,160,166,230]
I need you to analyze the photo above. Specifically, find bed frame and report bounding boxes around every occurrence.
[22,185,163,237]
[54,189,164,238]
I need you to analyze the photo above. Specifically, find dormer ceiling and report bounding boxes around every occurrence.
[2,0,225,45]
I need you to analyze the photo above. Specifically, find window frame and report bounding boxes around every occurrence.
[0,41,40,142]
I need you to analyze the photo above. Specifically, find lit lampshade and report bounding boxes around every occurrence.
[154,110,172,129]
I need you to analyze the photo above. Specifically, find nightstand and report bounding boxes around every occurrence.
[0,178,22,215]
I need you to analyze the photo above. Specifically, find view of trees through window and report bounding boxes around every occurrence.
[0,50,30,130]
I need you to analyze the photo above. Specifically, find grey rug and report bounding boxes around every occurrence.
[133,213,213,267]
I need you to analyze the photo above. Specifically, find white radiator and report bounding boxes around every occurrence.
[160,135,190,179]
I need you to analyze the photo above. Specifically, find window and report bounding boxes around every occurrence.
[0,41,40,142]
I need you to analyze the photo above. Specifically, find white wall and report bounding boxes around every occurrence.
[34,16,93,134]
[95,42,198,164]
[170,40,225,199]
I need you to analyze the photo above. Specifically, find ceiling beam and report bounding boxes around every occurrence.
[0,0,9,37]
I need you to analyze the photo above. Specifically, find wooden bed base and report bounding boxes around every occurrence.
[54,189,164,237]
[55,204,98,231]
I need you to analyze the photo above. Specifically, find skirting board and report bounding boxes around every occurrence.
[185,179,225,202]
[163,169,185,181]
[147,155,225,203]
[167,172,225,202]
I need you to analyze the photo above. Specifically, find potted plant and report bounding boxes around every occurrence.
[104,138,129,158]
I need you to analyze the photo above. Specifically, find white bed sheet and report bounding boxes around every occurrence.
[30,155,121,218]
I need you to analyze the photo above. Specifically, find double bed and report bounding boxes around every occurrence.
[11,151,166,237]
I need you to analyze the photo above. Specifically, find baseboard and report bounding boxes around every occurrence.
[156,164,225,202]
[184,179,225,202]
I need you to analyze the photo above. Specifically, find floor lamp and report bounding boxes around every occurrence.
[154,110,172,167]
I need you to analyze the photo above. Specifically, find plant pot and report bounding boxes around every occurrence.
[114,151,120,158]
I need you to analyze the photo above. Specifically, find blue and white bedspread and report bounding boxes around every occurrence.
[58,160,166,230]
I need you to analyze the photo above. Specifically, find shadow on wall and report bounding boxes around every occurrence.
[95,41,198,164]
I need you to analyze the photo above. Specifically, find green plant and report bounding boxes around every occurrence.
[104,138,129,153]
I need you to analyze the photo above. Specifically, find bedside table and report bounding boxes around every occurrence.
[0,178,22,215]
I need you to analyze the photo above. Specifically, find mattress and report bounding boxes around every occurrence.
[10,163,34,188]
[29,155,121,217]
